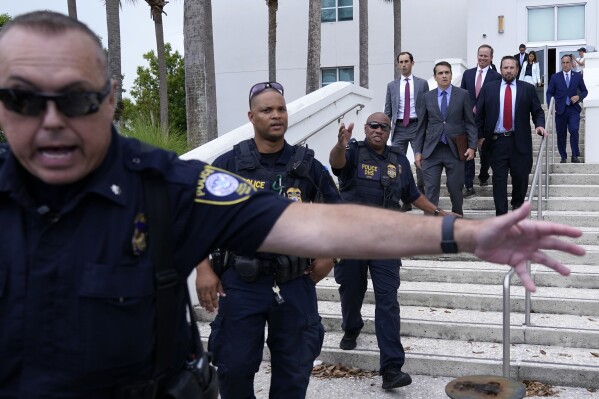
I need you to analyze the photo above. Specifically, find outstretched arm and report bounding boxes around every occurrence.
[259,202,584,292]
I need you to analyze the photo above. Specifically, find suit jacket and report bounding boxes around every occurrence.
[475,80,545,155]
[518,61,541,85]
[546,71,588,115]
[460,67,502,108]
[514,52,528,77]
[414,85,477,159]
[384,75,429,131]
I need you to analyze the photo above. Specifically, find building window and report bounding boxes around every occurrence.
[321,0,353,23]
[321,67,354,87]
[528,4,585,42]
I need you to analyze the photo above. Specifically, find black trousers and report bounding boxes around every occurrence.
[488,135,532,216]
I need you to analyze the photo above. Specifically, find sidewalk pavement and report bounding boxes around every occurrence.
[251,362,599,399]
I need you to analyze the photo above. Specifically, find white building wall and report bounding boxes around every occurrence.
[212,0,468,136]
[466,0,598,69]
[211,0,594,136]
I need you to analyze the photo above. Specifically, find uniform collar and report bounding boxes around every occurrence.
[0,126,129,210]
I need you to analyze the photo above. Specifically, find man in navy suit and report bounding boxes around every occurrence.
[460,44,502,196]
[546,54,588,163]
[476,56,546,216]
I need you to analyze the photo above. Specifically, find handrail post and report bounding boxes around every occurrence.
[503,269,515,378]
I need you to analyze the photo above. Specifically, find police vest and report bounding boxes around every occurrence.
[233,139,318,203]
[338,140,402,209]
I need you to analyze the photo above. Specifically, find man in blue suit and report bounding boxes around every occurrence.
[476,56,546,216]
[461,44,502,196]
[546,54,588,163]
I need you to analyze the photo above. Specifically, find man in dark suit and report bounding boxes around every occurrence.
[460,44,502,196]
[476,56,546,216]
[384,51,429,210]
[546,54,588,163]
[414,61,477,215]
[514,44,528,80]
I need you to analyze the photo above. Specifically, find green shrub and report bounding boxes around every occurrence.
[120,113,190,156]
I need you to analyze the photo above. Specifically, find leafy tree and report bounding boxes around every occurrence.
[0,13,12,29]
[128,43,186,134]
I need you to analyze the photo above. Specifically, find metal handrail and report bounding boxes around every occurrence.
[295,103,365,146]
[501,97,555,377]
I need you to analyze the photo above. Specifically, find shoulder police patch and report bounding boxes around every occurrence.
[195,165,256,205]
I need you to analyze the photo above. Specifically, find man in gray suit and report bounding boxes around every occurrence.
[414,61,477,215]
[384,52,429,211]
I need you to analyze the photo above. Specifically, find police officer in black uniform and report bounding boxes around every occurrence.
[195,82,341,399]
[0,11,585,399]
[329,112,454,390]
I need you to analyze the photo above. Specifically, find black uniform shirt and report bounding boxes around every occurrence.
[0,129,291,398]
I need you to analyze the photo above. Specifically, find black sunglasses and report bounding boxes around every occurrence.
[248,82,284,103]
[0,81,112,117]
[366,121,391,132]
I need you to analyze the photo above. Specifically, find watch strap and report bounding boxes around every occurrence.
[441,215,459,253]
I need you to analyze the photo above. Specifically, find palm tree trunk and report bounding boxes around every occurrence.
[154,14,169,134]
[105,0,123,123]
[359,0,368,88]
[267,0,278,82]
[147,0,169,134]
[393,0,402,80]
[306,0,321,94]
[184,0,218,147]
[67,0,78,19]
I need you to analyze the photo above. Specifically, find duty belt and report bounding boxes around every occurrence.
[228,255,310,284]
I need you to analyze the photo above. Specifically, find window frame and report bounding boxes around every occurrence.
[321,0,353,23]
[321,66,355,87]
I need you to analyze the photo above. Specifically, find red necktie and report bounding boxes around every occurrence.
[503,83,513,131]
[403,78,410,127]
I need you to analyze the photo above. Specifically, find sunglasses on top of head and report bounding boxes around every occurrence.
[248,82,284,103]
[366,121,391,132]
[0,81,112,118]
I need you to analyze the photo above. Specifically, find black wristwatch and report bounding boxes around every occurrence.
[441,215,459,253]
[434,207,442,216]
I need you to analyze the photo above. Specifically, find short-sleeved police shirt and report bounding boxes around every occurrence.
[332,140,420,206]
[0,129,291,398]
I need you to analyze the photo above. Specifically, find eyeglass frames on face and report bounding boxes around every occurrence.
[366,121,391,132]
[248,82,284,103]
[0,81,112,117]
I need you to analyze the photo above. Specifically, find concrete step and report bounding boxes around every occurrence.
[315,301,599,349]
[439,185,599,197]
[540,210,599,227]
[436,173,599,185]
[551,163,599,174]
[316,330,599,390]
[194,319,599,389]
[315,277,599,316]
[400,259,599,288]
[441,197,599,212]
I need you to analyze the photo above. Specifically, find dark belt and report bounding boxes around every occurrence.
[229,255,310,283]
[397,118,418,124]
[492,131,513,139]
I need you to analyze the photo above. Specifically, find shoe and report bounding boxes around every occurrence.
[382,366,412,389]
[399,202,412,212]
[479,179,489,187]
[572,156,581,163]
[339,329,361,350]
[464,188,476,198]
[560,158,567,163]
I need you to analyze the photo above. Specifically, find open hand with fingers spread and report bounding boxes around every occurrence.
[467,203,585,291]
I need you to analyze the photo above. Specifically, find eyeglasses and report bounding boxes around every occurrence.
[248,82,284,103]
[0,81,112,117]
[366,121,391,132]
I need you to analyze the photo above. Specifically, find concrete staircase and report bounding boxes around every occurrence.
[195,124,599,389]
